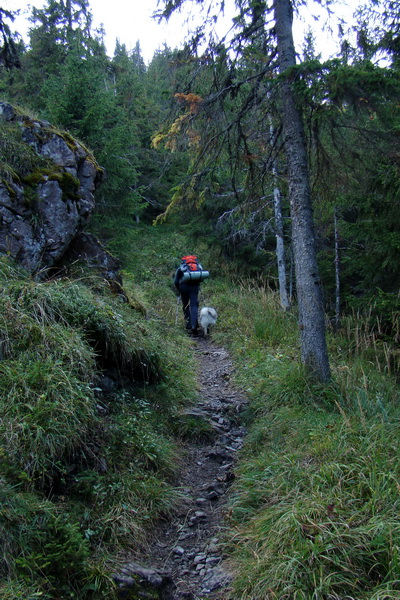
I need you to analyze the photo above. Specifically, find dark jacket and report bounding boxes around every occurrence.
[174,267,182,290]
[174,267,200,290]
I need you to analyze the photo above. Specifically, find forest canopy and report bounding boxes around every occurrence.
[0,0,399,356]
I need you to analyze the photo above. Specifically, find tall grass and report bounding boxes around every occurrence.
[0,233,199,599]
[2,214,398,600]
[207,278,400,600]
[336,305,400,376]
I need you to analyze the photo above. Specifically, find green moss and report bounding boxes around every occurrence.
[58,171,80,199]
[0,176,19,197]
[22,168,80,202]
[22,185,38,208]
[21,170,48,187]
[0,122,49,181]
[55,129,82,153]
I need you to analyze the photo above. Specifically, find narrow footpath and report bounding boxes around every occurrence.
[113,337,248,600]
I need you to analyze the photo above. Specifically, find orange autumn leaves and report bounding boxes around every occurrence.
[151,93,203,151]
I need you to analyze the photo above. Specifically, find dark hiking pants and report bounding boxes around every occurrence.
[179,282,200,330]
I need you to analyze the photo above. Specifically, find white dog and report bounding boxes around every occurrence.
[199,307,218,336]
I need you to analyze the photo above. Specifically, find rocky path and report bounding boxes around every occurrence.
[113,337,248,599]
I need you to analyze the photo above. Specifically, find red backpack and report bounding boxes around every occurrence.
[181,255,200,271]
[180,255,209,282]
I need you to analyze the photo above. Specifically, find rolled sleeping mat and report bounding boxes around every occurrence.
[181,270,209,282]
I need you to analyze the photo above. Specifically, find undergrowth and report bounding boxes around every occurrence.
[0,224,199,600]
[1,213,399,600]
[208,280,400,600]
[93,223,400,599]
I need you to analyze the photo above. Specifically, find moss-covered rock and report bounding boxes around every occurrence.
[0,101,104,275]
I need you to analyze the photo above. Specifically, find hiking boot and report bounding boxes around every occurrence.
[191,328,198,336]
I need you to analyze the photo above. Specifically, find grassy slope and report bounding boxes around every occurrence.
[0,221,202,599]
[1,218,399,599]
[211,283,400,600]
[99,220,400,599]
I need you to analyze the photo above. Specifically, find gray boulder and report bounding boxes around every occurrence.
[0,102,104,276]
[113,562,173,599]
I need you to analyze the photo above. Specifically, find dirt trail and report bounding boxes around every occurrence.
[113,337,248,599]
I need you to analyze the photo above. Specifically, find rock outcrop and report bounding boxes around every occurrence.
[0,102,106,277]
[61,231,124,293]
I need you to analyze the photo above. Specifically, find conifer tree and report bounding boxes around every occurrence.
[0,7,21,70]
[156,0,331,380]
[273,0,330,380]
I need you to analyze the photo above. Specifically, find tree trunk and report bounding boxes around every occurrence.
[273,0,330,381]
[334,206,341,332]
[273,179,291,311]
[270,117,291,311]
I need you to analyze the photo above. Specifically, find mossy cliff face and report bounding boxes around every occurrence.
[0,102,104,274]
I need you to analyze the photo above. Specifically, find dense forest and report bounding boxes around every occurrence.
[0,0,399,599]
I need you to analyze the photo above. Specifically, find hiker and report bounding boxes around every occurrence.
[174,255,209,336]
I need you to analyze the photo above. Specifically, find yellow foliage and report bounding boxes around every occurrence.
[151,112,201,152]
[153,186,185,224]
[151,91,204,154]
[174,93,203,114]
[151,132,165,149]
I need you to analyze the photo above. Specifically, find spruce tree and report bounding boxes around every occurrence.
[155,0,331,380]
